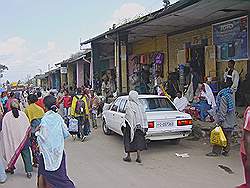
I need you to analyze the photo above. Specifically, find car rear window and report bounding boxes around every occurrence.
[140,98,177,112]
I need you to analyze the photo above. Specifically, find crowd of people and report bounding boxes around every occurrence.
[0,59,249,187]
[0,85,103,186]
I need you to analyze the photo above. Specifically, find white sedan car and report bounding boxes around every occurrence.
[102,95,193,144]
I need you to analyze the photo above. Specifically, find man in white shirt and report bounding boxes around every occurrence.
[224,59,239,105]
[174,91,189,112]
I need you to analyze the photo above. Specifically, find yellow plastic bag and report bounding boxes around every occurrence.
[210,126,227,147]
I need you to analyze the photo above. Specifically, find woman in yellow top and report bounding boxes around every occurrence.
[24,94,44,167]
[70,88,90,141]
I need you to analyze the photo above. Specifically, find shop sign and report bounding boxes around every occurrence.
[60,67,67,74]
[213,16,248,60]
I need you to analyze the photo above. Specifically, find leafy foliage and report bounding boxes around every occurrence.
[0,64,8,72]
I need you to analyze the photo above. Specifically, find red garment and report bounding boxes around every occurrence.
[237,154,250,188]
[63,96,72,108]
[35,98,44,110]
[140,55,147,64]
[240,107,250,155]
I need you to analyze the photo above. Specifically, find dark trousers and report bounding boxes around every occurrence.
[21,148,33,173]
[212,128,232,154]
[76,116,90,138]
[90,112,97,128]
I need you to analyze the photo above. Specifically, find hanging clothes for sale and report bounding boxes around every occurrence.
[140,55,147,64]
[155,53,164,65]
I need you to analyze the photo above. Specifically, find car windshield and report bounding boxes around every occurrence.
[140,98,177,112]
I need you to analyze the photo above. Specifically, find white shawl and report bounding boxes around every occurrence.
[201,83,216,108]
[125,91,147,142]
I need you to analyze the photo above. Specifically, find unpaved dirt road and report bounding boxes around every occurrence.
[3,125,244,188]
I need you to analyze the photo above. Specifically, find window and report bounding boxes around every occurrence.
[140,98,177,112]
[118,99,127,113]
[111,99,120,112]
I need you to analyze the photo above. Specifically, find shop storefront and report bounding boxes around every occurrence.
[91,42,116,95]
[56,51,91,89]
[127,52,165,94]
[81,0,250,98]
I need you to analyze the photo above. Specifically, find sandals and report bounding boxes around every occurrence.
[27,172,32,179]
[136,158,142,163]
[81,136,87,142]
[123,157,132,162]
[222,151,229,157]
[5,169,14,174]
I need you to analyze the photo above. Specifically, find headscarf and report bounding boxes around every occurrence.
[200,83,216,108]
[216,87,234,113]
[10,100,19,109]
[125,90,147,142]
[36,110,69,171]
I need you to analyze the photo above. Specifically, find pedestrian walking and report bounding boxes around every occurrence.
[69,86,75,97]
[36,91,45,110]
[89,89,100,129]
[36,95,75,188]
[59,89,72,118]
[224,59,239,105]
[237,106,250,188]
[56,89,65,117]
[70,88,90,141]
[122,90,147,163]
[5,92,16,112]
[0,100,4,129]
[24,94,44,167]
[1,91,8,113]
[1,100,33,178]
[101,75,108,100]
[206,84,236,157]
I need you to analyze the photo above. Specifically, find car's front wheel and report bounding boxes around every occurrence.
[102,120,112,135]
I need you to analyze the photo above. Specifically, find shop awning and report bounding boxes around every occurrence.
[35,74,47,79]
[56,50,91,66]
[82,0,250,44]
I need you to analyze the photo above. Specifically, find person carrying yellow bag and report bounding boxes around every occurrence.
[210,126,227,147]
[70,88,90,142]
[206,83,236,157]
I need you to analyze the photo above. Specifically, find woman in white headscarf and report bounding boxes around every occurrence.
[122,90,147,163]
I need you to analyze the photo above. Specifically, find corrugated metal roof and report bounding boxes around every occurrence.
[81,0,201,45]
[81,0,250,44]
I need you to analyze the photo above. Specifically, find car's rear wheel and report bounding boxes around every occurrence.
[170,138,181,145]
[102,120,112,135]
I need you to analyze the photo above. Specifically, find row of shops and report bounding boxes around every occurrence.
[34,50,91,90]
[80,0,250,98]
[34,0,250,101]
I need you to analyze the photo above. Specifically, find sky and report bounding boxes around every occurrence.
[0,0,179,82]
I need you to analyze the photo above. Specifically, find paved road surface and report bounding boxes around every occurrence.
[3,123,244,188]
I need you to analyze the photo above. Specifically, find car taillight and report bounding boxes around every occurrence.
[148,121,155,128]
[177,119,192,126]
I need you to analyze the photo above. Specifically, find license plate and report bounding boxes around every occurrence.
[156,121,173,128]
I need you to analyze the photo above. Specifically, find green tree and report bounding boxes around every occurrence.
[0,64,8,72]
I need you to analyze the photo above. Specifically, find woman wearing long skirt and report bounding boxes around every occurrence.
[1,100,33,178]
[36,95,75,188]
[122,90,147,163]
